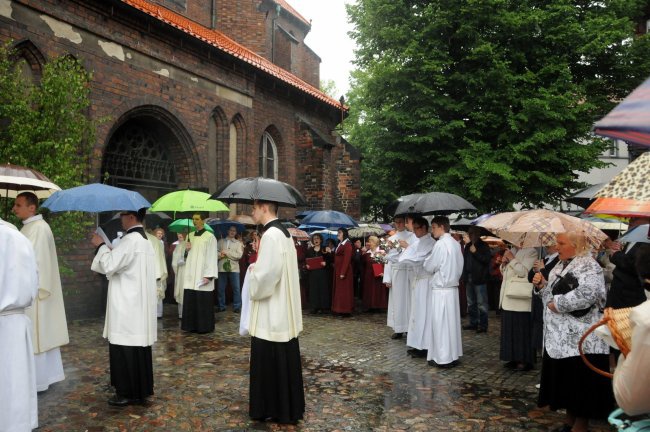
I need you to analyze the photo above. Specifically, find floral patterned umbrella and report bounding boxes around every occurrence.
[287,227,309,241]
[478,209,608,249]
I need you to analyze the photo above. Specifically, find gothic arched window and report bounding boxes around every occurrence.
[259,131,278,179]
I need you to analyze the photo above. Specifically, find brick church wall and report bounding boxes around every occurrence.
[2,0,360,319]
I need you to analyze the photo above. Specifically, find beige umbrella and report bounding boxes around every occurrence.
[478,209,608,249]
[0,163,61,199]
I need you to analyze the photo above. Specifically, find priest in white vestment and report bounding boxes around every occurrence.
[247,200,304,424]
[383,216,416,339]
[181,213,219,333]
[146,231,168,318]
[171,233,187,319]
[402,217,436,357]
[91,208,157,406]
[423,216,464,368]
[0,224,39,431]
[13,192,69,392]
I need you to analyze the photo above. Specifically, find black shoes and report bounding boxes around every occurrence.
[108,394,146,407]
[476,327,487,333]
[407,348,427,358]
[462,325,478,330]
[233,308,241,313]
[391,332,403,340]
[428,360,459,369]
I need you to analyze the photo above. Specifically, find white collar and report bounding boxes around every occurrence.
[22,214,43,225]
[545,252,559,262]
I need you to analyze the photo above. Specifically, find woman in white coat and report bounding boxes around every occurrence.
[499,245,537,371]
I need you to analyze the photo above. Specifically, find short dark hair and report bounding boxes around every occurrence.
[123,208,146,222]
[254,200,278,215]
[468,226,482,238]
[17,191,38,208]
[412,216,429,230]
[311,233,323,243]
[338,227,349,240]
[431,216,450,232]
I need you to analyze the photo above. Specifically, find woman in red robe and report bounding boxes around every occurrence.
[361,235,388,311]
[332,228,354,315]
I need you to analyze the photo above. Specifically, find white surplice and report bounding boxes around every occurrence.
[402,234,436,350]
[20,215,69,391]
[91,227,158,347]
[182,230,219,292]
[423,233,464,365]
[171,240,186,317]
[0,224,39,431]
[383,229,416,333]
[146,233,168,318]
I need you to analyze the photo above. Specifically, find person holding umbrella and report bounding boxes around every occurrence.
[90,208,157,406]
[181,212,219,333]
[247,200,304,424]
[217,225,244,313]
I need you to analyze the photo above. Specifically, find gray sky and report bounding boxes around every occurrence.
[288,1,356,98]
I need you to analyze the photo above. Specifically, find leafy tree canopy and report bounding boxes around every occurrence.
[345,0,650,217]
[0,42,97,271]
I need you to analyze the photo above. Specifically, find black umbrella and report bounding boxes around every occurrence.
[396,192,476,216]
[101,211,171,242]
[211,177,306,207]
[565,183,605,209]
[386,193,424,218]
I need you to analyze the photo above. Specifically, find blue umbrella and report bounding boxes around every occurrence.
[42,183,151,212]
[206,219,245,237]
[296,210,315,219]
[300,210,358,229]
[298,224,327,233]
[618,224,650,244]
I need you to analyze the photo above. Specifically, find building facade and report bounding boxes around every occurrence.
[1,0,361,318]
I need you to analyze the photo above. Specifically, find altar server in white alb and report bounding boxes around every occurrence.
[247,200,305,424]
[181,213,219,333]
[402,216,436,358]
[0,224,39,431]
[383,215,416,339]
[424,216,464,368]
[13,191,69,392]
[91,208,157,407]
[145,230,167,318]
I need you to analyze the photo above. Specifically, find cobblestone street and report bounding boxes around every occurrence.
[36,307,612,431]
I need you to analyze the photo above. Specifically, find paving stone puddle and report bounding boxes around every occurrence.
[35,307,612,431]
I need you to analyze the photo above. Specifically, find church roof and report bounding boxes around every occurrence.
[120,0,344,110]
[273,0,311,28]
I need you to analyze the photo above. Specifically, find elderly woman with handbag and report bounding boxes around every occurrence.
[532,232,615,432]
[498,245,537,371]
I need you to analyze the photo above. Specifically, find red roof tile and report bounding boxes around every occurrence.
[119,0,345,110]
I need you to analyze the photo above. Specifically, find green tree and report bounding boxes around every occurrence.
[320,78,340,99]
[345,0,650,214]
[0,42,96,269]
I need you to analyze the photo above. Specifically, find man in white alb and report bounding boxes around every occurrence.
[0,223,39,430]
[13,191,69,391]
[383,215,416,339]
[423,216,464,368]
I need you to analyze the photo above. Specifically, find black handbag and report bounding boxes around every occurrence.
[550,272,592,318]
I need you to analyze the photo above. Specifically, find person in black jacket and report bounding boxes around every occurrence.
[461,226,492,333]
[605,217,649,309]
[527,245,559,355]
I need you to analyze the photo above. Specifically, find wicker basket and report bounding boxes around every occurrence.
[579,307,633,379]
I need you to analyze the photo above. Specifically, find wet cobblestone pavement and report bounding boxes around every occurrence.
[36,308,612,431]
